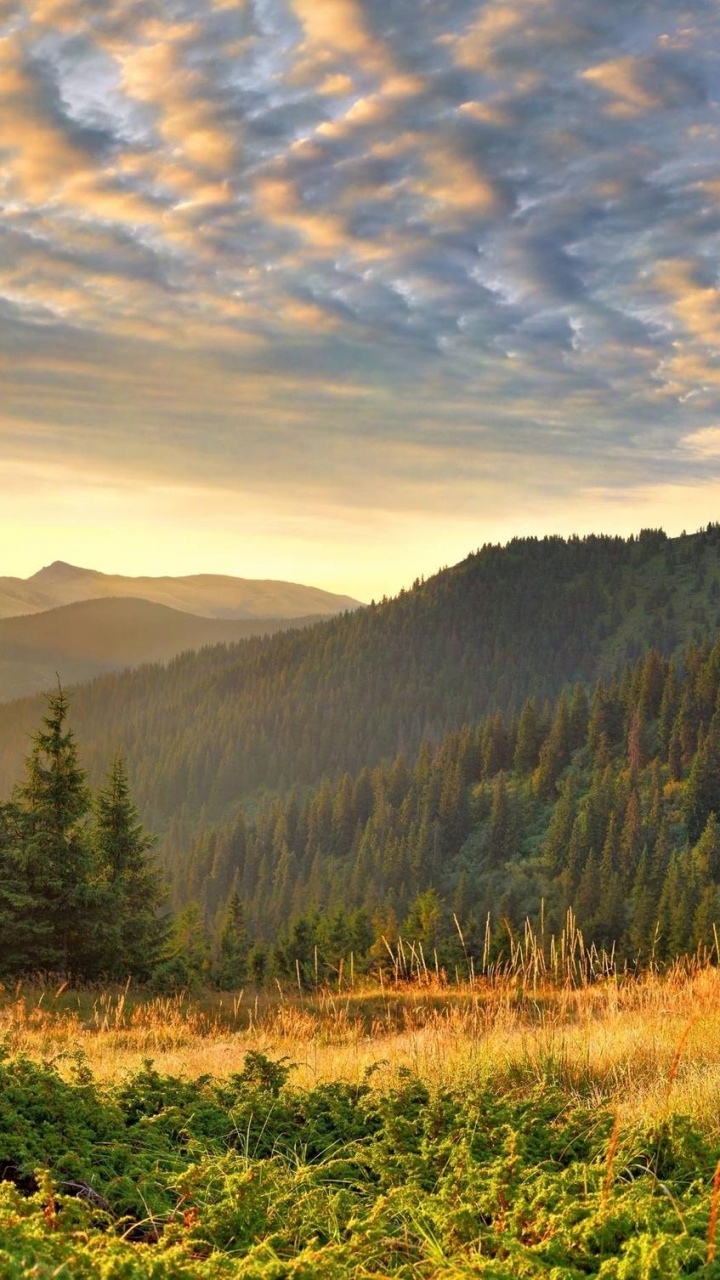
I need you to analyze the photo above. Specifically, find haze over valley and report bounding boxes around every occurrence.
[0,560,361,700]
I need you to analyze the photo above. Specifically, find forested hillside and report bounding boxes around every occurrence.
[175,633,720,983]
[1,527,720,848]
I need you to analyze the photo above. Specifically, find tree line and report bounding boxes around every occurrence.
[169,633,720,986]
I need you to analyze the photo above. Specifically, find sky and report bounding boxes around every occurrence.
[3,0,720,599]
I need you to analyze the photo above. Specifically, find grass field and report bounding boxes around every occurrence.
[2,960,720,1277]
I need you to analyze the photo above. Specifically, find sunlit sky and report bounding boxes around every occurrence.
[4,0,720,599]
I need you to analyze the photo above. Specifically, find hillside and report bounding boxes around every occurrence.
[1,527,719,845]
[0,598,325,702]
[0,561,362,620]
[174,629,720,975]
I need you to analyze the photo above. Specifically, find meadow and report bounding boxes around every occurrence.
[2,946,720,1277]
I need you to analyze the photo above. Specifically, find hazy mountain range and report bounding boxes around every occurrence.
[0,561,361,621]
[0,562,362,702]
[1,527,717,829]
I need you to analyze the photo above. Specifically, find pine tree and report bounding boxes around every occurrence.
[541,776,577,875]
[13,688,92,976]
[692,813,720,880]
[487,772,512,867]
[568,683,589,751]
[92,755,165,980]
[533,693,571,799]
[215,886,250,988]
[403,888,443,951]
[157,900,212,991]
[573,851,600,936]
[592,815,625,949]
[618,789,643,887]
[658,658,680,755]
[657,853,694,960]
[627,708,644,776]
[683,704,720,842]
[628,846,659,959]
[639,649,666,722]
[514,698,542,775]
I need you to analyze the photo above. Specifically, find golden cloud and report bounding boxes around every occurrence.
[416,146,500,219]
[454,4,523,72]
[318,73,355,97]
[581,56,660,117]
[316,93,389,140]
[657,260,720,349]
[29,0,83,31]
[0,34,92,202]
[458,100,510,126]
[117,33,237,173]
[682,427,720,457]
[255,175,347,250]
[290,0,392,80]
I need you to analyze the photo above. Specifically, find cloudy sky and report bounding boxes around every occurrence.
[3,0,720,597]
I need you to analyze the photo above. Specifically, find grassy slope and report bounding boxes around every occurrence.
[0,970,719,1277]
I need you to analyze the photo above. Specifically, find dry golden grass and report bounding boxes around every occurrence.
[2,958,720,1138]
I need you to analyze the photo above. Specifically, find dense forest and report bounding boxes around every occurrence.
[6,527,720,986]
[1,528,720,848]
[160,629,720,984]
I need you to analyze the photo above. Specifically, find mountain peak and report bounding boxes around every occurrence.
[31,561,90,580]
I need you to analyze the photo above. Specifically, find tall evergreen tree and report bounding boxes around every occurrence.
[92,754,165,980]
[215,885,250,988]
[683,704,720,842]
[13,688,92,976]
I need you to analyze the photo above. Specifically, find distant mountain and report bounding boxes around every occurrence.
[0,562,362,621]
[0,598,326,703]
[2,527,720,849]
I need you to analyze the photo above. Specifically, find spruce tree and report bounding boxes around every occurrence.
[487,772,512,867]
[683,704,720,842]
[157,900,212,991]
[13,688,92,976]
[692,813,720,880]
[215,886,250,988]
[93,755,165,980]
[533,693,571,799]
[628,847,659,959]
[514,698,542,775]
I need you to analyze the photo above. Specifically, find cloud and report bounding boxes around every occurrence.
[581,56,661,117]
[2,0,720,593]
[682,427,720,458]
[289,0,391,79]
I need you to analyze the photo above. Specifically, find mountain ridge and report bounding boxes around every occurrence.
[0,562,363,620]
[0,597,327,703]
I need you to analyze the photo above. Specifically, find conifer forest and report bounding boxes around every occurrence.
[4,530,720,1278]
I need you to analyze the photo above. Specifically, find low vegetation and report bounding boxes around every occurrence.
[0,965,720,1276]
